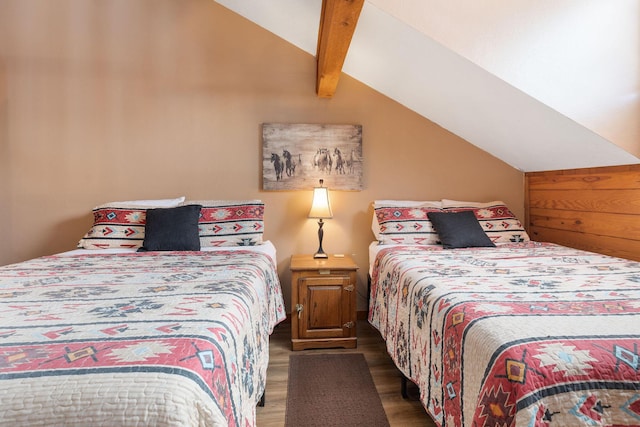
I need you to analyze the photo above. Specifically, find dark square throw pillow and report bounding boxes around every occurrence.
[427,210,496,249]
[139,204,202,251]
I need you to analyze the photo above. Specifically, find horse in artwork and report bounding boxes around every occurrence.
[333,148,345,174]
[347,148,357,174]
[271,153,283,181]
[283,149,296,177]
[313,148,332,173]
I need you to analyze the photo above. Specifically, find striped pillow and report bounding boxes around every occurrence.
[77,197,185,249]
[373,201,443,245]
[77,207,148,249]
[188,200,265,247]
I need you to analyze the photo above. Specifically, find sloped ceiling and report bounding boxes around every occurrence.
[215,0,639,172]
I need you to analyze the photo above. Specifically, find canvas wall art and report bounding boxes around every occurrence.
[262,123,363,191]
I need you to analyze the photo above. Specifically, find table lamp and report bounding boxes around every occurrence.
[308,179,333,258]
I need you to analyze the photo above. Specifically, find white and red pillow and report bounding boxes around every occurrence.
[77,197,185,250]
[373,200,443,245]
[189,200,264,247]
[78,198,265,249]
[372,199,529,246]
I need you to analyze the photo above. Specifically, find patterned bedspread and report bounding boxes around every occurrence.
[368,242,640,427]
[0,250,286,426]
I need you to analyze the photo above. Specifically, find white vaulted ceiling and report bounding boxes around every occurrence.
[215,0,639,172]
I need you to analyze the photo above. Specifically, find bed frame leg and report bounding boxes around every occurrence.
[401,376,408,399]
[258,391,265,407]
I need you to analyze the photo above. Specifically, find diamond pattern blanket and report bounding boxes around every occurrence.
[368,242,640,426]
[0,250,286,426]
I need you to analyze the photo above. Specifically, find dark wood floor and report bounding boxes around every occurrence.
[256,320,436,426]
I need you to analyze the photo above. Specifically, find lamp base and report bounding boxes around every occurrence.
[313,218,329,259]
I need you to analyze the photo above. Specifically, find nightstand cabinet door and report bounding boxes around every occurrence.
[298,275,353,340]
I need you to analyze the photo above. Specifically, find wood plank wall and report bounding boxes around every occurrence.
[525,164,640,262]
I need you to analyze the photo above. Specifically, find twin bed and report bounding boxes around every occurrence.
[0,198,286,426]
[368,200,640,427]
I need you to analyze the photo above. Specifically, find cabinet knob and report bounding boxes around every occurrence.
[343,321,355,329]
[343,285,354,292]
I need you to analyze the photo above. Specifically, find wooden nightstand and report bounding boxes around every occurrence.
[290,254,359,351]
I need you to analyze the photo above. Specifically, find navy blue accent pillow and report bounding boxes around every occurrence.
[139,204,202,251]
[427,210,496,249]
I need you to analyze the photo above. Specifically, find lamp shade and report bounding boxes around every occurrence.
[308,181,333,219]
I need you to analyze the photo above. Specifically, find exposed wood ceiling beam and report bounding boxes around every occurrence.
[316,0,364,98]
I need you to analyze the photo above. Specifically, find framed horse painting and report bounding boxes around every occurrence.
[262,123,363,191]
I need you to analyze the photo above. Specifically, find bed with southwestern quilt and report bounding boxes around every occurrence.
[0,249,285,426]
[368,242,640,427]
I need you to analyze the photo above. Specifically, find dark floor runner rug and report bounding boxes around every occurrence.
[285,353,390,427]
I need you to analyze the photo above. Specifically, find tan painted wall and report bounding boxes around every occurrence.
[0,0,524,311]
